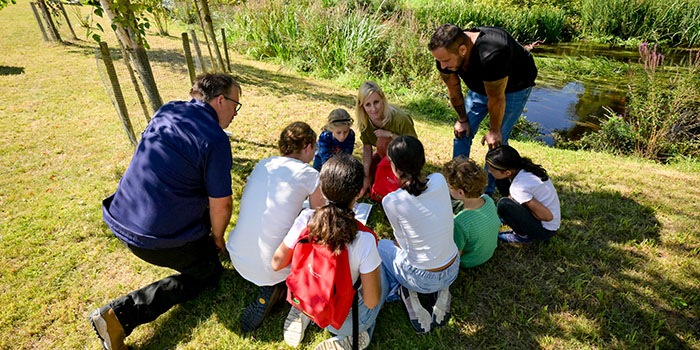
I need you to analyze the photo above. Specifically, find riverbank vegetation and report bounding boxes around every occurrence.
[212,0,700,161]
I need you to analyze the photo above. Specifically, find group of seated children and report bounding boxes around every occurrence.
[225,80,561,350]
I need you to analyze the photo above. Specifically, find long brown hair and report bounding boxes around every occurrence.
[308,154,365,253]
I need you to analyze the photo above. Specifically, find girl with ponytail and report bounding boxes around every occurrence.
[271,154,388,350]
[379,136,459,334]
[485,145,561,243]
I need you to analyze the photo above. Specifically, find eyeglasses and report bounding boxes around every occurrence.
[221,94,243,112]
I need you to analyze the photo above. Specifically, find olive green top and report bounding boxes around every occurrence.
[360,108,418,146]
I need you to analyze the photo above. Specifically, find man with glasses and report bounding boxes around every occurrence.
[89,73,241,350]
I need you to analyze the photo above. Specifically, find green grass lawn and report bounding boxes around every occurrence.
[1,2,698,349]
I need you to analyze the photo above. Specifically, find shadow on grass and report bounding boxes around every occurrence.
[0,66,24,75]
[425,183,697,349]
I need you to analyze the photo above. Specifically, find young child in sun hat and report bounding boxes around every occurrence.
[313,108,356,171]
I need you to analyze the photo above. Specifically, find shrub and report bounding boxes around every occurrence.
[578,108,636,154]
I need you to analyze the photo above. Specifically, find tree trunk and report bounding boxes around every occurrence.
[36,0,61,43]
[98,0,163,112]
[198,0,226,72]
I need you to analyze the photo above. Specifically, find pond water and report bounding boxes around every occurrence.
[520,42,690,145]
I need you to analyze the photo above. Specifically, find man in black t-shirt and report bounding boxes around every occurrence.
[429,24,537,195]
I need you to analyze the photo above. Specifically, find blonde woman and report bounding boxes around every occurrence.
[356,81,418,197]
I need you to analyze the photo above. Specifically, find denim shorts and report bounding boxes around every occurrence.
[377,239,459,301]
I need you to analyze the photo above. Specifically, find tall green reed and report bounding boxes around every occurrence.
[579,0,700,46]
[410,0,568,43]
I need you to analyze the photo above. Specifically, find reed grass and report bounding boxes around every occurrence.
[579,0,700,47]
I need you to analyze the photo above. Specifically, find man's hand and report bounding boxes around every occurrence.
[481,130,502,149]
[208,195,232,253]
[454,120,470,139]
[213,234,226,253]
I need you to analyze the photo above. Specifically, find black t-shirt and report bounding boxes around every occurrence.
[435,26,537,95]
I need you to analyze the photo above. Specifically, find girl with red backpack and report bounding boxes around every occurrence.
[271,154,389,350]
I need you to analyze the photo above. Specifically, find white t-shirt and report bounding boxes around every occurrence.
[227,156,320,286]
[381,173,458,270]
[510,170,561,231]
[283,209,381,283]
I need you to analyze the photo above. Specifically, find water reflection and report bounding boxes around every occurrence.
[524,82,625,145]
[520,42,687,145]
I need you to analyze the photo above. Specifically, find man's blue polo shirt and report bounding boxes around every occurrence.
[102,99,233,249]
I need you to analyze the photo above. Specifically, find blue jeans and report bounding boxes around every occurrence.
[325,267,390,341]
[377,239,459,302]
[453,87,533,194]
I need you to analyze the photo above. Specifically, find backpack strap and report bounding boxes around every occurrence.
[352,278,361,350]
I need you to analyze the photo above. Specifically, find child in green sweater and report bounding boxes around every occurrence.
[442,157,501,268]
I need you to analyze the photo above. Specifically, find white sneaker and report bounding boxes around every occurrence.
[431,287,451,328]
[284,307,311,348]
[314,331,370,350]
[399,286,432,333]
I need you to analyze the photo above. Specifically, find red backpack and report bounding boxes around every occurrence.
[285,221,378,330]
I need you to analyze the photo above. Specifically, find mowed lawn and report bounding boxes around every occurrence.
[1,2,698,349]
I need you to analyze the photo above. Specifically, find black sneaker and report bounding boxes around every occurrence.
[240,283,287,332]
[398,286,432,333]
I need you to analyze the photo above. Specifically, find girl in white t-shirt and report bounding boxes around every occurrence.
[226,121,325,332]
[379,136,459,334]
[271,154,387,350]
[485,145,561,243]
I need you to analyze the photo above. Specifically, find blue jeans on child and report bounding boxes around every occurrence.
[325,267,390,341]
[453,87,533,194]
[377,239,459,302]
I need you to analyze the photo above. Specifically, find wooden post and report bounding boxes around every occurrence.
[192,0,218,71]
[199,0,225,72]
[182,32,196,85]
[116,39,151,123]
[189,29,206,73]
[58,2,78,40]
[221,28,231,72]
[98,42,138,147]
[36,0,62,43]
[29,2,49,42]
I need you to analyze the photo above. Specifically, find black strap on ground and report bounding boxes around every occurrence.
[352,279,361,350]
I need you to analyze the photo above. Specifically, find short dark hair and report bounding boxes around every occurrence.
[428,24,468,53]
[190,73,241,102]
